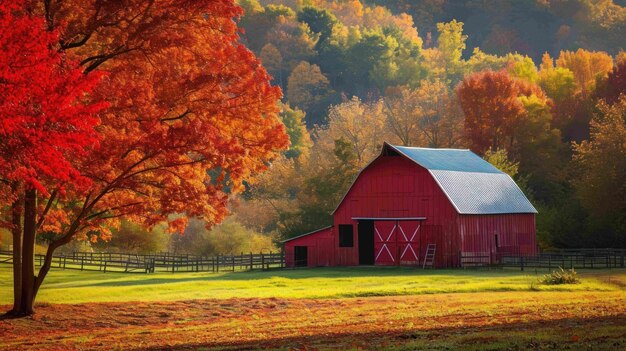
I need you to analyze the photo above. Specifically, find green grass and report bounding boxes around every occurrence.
[1,265,624,305]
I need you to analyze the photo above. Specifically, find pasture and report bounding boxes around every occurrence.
[0,266,625,350]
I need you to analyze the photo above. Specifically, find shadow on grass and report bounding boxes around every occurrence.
[60,266,521,288]
[129,315,626,351]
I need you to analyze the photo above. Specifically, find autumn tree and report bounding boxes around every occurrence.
[383,81,463,147]
[239,2,296,52]
[457,70,537,154]
[260,43,284,87]
[279,104,312,159]
[572,96,626,246]
[316,97,387,166]
[92,221,169,254]
[538,53,577,103]
[515,94,566,201]
[287,61,334,126]
[169,216,276,256]
[555,49,613,97]
[483,149,519,178]
[265,19,319,74]
[595,55,626,104]
[434,20,468,83]
[297,6,338,48]
[0,0,105,316]
[2,0,288,316]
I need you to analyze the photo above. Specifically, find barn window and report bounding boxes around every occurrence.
[338,224,354,247]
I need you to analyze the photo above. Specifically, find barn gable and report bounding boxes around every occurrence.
[387,143,537,214]
[333,142,536,216]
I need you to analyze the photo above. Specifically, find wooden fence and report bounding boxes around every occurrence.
[0,250,285,274]
[501,248,626,271]
[460,248,626,270]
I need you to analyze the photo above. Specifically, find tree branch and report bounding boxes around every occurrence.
[35,189,58,231]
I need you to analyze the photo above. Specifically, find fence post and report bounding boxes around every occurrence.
[216,255,220,272]
[81,257,84,271]
[250,252,253,271]
[548,255,551,270]
[232,255,235,272]
[520,256,524,271]
[104,260,107,273]
[261,253,265,270]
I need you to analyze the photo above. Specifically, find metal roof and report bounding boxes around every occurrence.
[387,143,537,214]
[391,146,501,173]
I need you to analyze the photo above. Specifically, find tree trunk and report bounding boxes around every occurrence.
[19,188,37,315]
[10,192,22,315]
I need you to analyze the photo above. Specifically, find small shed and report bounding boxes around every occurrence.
[283,142,537,268]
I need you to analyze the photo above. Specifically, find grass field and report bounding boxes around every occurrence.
[0,266,625,350]
[0,265,624,303]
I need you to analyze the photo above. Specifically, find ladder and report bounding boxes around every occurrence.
[422,244,436,269]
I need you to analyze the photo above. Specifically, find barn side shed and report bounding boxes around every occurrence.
[284,142,538,268]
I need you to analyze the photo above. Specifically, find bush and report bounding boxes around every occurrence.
[541,267,580,285]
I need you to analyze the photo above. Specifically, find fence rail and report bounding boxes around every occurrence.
[501,248,626,271]
[0,250,285,274]
[459,248,626,270]
[2,248,624,272]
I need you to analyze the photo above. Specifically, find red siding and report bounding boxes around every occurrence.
[284,227,334,267]
[333,156,460,267]
[458,214,537,263]
[284,152,537,268]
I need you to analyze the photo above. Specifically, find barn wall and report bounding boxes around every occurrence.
[333,155,460,267]
[458,214,537,263]
[284,227,334,268]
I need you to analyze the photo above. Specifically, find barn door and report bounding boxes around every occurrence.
[358,220,375,265]
[294,246,308,267]
[397,221,421,265]
[374,221,397,265]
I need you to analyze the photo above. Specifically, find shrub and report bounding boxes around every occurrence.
[541,267,580,285]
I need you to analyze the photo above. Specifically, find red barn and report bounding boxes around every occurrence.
[283,142,537,268]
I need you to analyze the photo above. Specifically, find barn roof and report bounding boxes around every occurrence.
[386,143,537,214]
[281,226,332,243]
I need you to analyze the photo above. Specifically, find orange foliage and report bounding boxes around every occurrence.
[28,0,289,240]
[556,49,613,95]
[456,70,548,155]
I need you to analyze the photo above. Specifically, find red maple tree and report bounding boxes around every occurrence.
[0,0,105,316]
[456,70,546,154]
[2,0,288,316]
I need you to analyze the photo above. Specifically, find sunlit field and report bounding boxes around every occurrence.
[1,267,625,350]
[0,266,624,304]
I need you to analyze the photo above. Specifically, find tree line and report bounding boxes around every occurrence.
[234,0,626,251]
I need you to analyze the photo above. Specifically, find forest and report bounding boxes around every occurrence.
[227,0,626,250]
